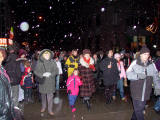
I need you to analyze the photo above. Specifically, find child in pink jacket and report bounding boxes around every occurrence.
[66,69,82,112]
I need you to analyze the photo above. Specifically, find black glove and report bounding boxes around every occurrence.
[68,90,71,94]
[69,65,75,68]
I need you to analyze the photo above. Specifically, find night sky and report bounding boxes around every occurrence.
[5,0,160,51]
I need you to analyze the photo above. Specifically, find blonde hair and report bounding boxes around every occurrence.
[43,51,50,55]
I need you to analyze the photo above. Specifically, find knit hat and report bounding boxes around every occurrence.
[83,49,91,55]
[140,46,150,54]
[114,53,121,59]
[18,49,27,58]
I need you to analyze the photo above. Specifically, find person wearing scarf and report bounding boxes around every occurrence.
[79,49,96,111]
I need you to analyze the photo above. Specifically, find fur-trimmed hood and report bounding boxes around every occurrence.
[80,57,94,68]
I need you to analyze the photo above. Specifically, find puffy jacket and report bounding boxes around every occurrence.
[65,56,79,76]
[66,75,82,96]
[127,57,160,101]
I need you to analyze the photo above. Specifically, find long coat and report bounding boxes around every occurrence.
[79,57,95,97]
[34,49,58,94]
[99,57,119,86]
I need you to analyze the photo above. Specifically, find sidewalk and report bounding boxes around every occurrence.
[24,90,160,120]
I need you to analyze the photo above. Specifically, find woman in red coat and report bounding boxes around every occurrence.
[79,49,96,111]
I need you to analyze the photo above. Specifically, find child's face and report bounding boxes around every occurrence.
[73,70,78,76]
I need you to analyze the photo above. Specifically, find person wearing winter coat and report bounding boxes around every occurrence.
[126,46,160,120]
[66,69,82,113]
[152,50,160,113]
[34,49,58,116]
[79,49,96,111]
[5,48,22,107]
[16,49,28,102]
[54,56,63,91]
[113,53,128,101]
[65,49,79,77]
[0,48,15,120]
[99,49,119,104]
[20,61,34,103]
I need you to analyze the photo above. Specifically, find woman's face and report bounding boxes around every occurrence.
[43,53,51,60]
[84,54,90,60]
[116,57,121,61]
[0,52,4,64]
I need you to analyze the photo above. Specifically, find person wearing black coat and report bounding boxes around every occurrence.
[5,49,22,107]
[0,48,15,120]
[100,50,119,104]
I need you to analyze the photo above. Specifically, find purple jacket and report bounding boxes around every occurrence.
[155,59,160,72]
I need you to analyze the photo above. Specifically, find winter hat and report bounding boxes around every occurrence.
[18,49,27,58]
[83,49,91,55]
[140,46,150,54]
[114,53,121,59]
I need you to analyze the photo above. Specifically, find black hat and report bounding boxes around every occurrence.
[140,46,150,54]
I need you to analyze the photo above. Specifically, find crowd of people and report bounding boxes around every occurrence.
[0,45,160,120]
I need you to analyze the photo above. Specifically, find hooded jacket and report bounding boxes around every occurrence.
[34,49,58,94]
[127,57,160,101]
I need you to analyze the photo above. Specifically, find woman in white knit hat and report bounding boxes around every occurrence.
[113,53,128,101]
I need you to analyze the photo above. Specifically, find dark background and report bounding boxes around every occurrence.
[0,0,159,51]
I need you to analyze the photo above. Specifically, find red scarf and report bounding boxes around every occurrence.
[83,57,95,71]
[83,57,90,65]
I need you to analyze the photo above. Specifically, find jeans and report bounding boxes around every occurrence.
[154,96,160,111]
[131,99,146,120]
[68,95,77,106]
[105,84,116,102]
[56,75,60,90]
[113,78,125,98]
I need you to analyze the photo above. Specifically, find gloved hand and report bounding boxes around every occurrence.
[154,89,160,96]
[89,64,96,71]
[137,73,146,79]
[43,72,51,77]
[68,90,71,94]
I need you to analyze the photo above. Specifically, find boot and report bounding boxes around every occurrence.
[86,100,91,111]
[106,96,112,104]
